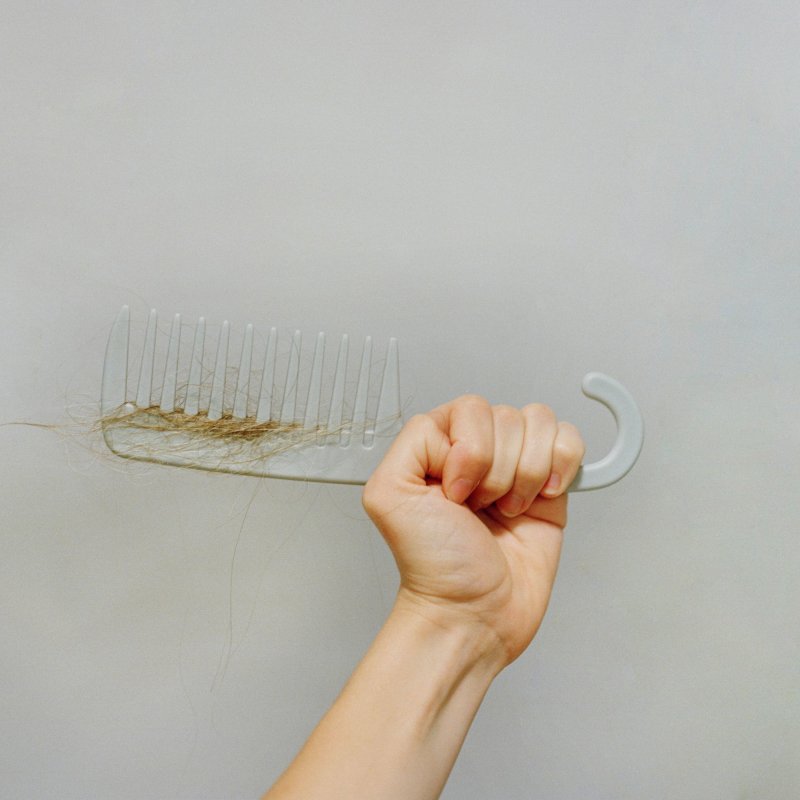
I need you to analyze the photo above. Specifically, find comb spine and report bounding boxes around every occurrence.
[184,317,205,416]
[135,309,158,408]
[279,330,302,424]
[304,332,326,432]
[374,337,401,438]
[233,323,254,419]
[350,336,372,445]
[327,334,349,443]
[256,327,277,423]
[160,313,181,413]
[101,305,130,415]
[208,321,230,421]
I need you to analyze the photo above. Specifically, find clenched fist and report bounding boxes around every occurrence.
[363,395,585,669]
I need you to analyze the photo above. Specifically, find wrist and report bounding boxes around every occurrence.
[391,588,508,680]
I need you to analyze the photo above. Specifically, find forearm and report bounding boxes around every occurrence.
[263,596,503,800]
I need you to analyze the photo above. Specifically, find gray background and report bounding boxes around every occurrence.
[2,2,798,798]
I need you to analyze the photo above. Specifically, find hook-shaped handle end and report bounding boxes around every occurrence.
[567,372,644,492]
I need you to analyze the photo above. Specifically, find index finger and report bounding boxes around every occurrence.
[428,395,494,505]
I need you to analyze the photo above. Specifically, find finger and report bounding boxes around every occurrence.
[495,403,557,517]
[364,412,449,494]
[540,421,586,498]
[430,394,494,505]
[362,411,453,524]
[468,405,524,511]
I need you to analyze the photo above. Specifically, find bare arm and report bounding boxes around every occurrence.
[263,396,585,800]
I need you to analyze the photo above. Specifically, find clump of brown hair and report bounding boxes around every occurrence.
[101,404,307,443]
[98,402,361,470]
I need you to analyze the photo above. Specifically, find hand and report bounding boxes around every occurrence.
[362,395,585,670]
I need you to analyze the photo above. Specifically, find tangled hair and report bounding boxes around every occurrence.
[101,404,309,444]
[96,397,387,479]
[4,317,407,481]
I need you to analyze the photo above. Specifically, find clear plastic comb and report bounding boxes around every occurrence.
[101,306,644,488]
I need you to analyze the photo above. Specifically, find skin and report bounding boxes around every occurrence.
[264,396,585,800]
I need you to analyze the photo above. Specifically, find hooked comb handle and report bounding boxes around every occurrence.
[567,372,644,492]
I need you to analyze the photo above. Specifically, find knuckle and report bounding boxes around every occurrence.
[553,436,584,463]
[455,393,491,411]
[522,402,557,425]
[493,404,521,424]
[408,412,431,429]
[460,441,492,473]
[557,421,586,455]
[558,420,581,437]
[407,412,439,438]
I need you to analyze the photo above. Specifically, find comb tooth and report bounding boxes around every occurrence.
[351,336,372,442]
[304,332,325,430]
[102,305,130,415]
[184,317,205,416]
[279,330,302,424]
[256,327,277,423]
[233,323,253,420]
[135,309,158,408]
[327,334,348,441]
[374,337,401,437]
[208,321,230,421]
[160,313,181,413]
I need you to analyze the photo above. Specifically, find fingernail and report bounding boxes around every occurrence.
[449,478,475,505]
[543,473,561,495]
[499,494,524,517]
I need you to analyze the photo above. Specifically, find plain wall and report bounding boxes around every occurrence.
[2,2,798,798]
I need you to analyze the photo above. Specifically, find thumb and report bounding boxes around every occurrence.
[362,413,452,515]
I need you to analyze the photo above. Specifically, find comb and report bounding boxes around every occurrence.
[101,306,644,489]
